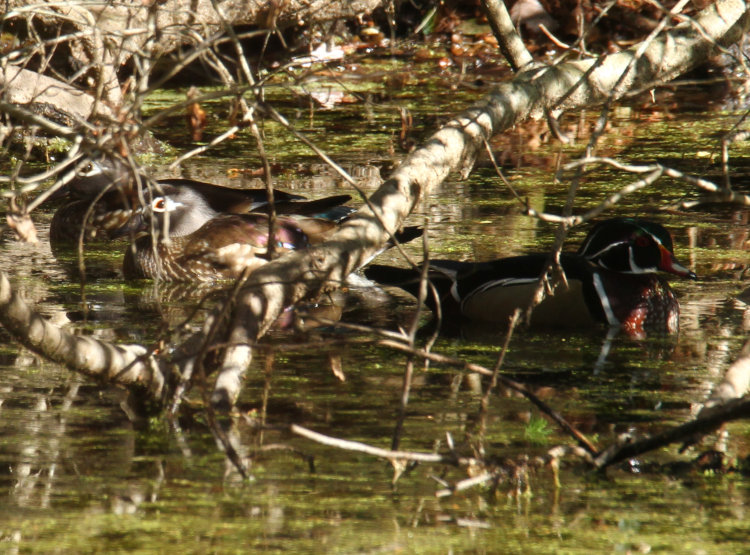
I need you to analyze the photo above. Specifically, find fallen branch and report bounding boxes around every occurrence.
[594,394,750,469]
[0,271,166,398]
[0,0,747,418]
[214,0,750,410]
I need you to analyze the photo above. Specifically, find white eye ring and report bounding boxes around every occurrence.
[151,196,180,212]
[80,161,104,177]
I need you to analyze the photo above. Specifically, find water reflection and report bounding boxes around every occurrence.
[1,113,750,551]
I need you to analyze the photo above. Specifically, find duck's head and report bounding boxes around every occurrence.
[578,217,697,279]
[67,158,142,198]
[143,185,220,237]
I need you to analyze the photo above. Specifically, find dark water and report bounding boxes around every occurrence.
[1,75,750,552]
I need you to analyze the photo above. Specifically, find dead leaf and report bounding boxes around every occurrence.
[6,211,38,244]
[186,86,207,142]
[329,353,345,382]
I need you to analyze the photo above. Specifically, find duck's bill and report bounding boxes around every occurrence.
[659,244,697,279]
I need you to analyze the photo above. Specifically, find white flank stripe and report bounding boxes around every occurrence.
[592,273,619,326]
[450,280,461,303]
[585,240,626,261]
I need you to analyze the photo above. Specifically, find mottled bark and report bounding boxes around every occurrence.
[0,272,166,398]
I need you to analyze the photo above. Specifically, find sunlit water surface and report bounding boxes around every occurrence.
[1,67,749,553]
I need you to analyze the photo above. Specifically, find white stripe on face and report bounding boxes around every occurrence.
[584,239,627,262]
[628,245,657,273]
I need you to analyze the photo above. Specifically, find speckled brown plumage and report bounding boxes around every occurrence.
[123,214,310,282]
[50,199,139,244]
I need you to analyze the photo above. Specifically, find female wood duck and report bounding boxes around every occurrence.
[49,161,144,244]
[123,210,313,281]
[123,186,421,282]
[50,159,352,244]
[364,218,697,337]
[50,194,139,244]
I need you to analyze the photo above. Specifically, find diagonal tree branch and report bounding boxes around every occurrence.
[0,272,166,398]
[212,0,750,407]
[482,0,534,71]
[593,395,750,469]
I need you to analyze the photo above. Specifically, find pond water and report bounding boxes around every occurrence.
[1,55,750,553]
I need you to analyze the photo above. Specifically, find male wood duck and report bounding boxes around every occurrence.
[50,159,352,244]
[123,185,422,282]
[364,218,697,337]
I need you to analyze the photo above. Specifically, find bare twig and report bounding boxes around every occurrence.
[290,424,479,465]
[477,311,520,456]
[392,223,436,452]
[482,0,534,71]
[435,472,498,498]
[377,339,598,457]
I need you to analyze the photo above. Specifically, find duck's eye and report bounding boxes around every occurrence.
[151,196,180,213]
[80,162,103,177]
[77,162,95,177]
[635,235,650,247]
